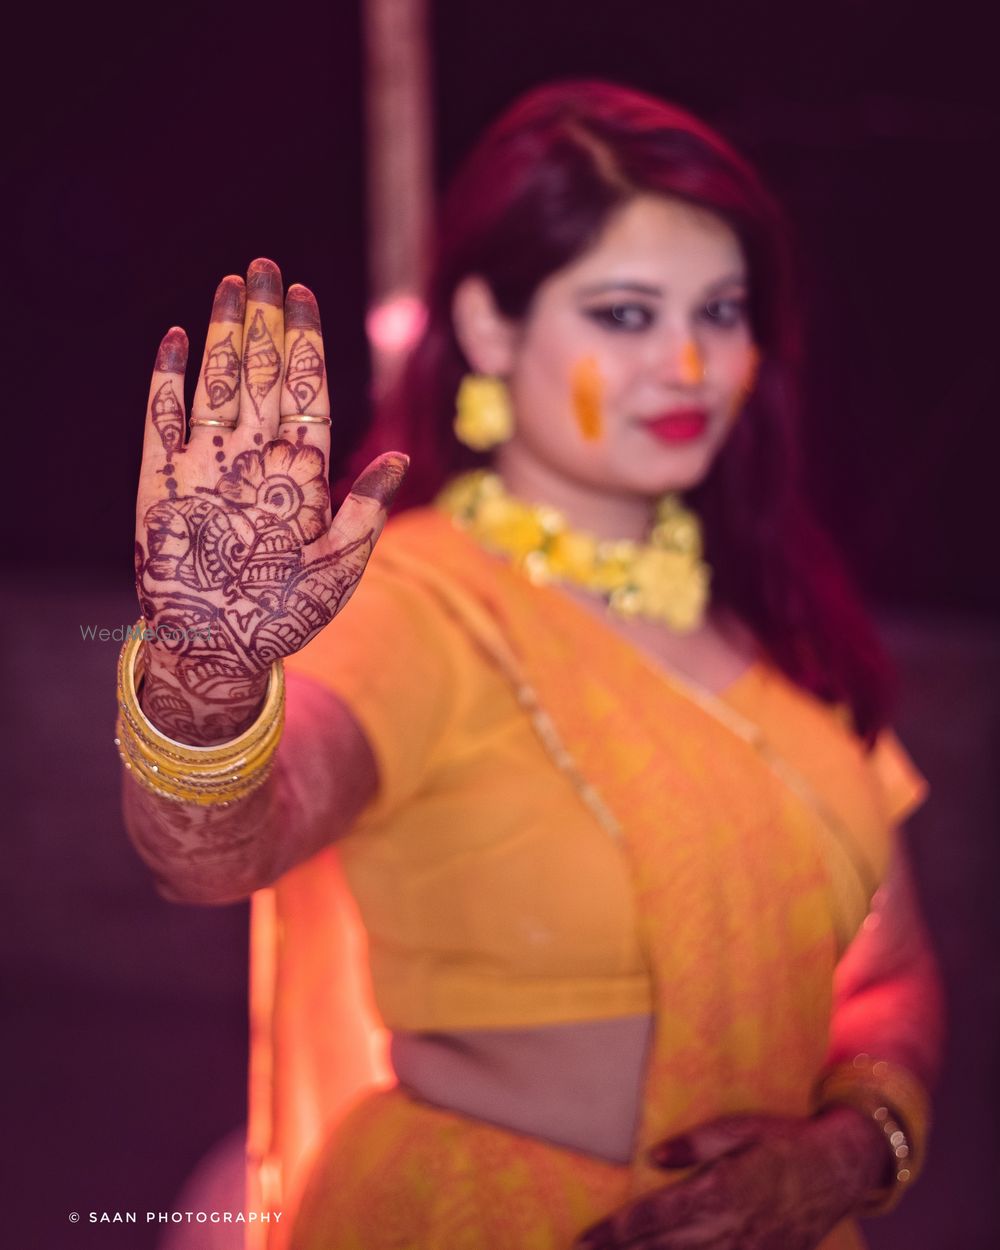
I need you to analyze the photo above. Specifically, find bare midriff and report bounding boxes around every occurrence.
[390,1014,654,1163]
[388,602,761,1165]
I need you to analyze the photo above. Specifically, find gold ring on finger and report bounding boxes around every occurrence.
[190,416,238,429]
[278,413,332,426]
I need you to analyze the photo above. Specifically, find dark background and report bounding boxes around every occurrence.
[4,1,998,1247]
[6,0,1000,609]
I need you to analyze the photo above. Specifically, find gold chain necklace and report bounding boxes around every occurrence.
[434,469,711,633]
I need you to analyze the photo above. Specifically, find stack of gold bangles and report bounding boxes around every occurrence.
[114,621,285,806]
[816,1053,930,1215]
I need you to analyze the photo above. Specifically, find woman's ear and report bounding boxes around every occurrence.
[451,276,518,376]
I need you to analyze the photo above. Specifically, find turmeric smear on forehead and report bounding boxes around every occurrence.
[570,355,604,441]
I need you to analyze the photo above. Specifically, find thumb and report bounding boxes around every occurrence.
[346,451,411,513]
[325,452,411,552]
[648,1113,775,1168]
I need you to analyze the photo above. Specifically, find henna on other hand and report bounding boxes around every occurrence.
[574,1110,888,1250]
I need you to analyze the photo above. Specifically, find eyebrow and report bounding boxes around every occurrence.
[575,273,748,299]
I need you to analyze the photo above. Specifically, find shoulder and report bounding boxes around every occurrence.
[866,726,930,827]
[366,504,457,565]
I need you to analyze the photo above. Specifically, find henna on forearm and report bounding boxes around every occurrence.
[122,763,280,904]
[122,675,377,904]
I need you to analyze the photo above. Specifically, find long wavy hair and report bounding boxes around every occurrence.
[342,79,896,745]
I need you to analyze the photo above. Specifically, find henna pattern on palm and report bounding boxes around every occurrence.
[284,331,324,412]
[205,332,240,408]
[243,309,281,417]
[137,438,371,709]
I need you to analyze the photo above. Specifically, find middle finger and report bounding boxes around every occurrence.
[238,257,285,439]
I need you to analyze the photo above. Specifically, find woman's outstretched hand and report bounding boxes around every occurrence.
[134,257,409,744]
[572,1108,887,1250]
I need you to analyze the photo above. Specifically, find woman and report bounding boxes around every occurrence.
[120,81,943,1250]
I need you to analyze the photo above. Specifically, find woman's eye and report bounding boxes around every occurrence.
[585,304,656,332]
[700,297,748,328]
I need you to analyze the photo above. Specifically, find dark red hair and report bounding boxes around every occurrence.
[343,79,896,745]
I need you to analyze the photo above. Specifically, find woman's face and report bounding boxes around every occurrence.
[501,194,759,497]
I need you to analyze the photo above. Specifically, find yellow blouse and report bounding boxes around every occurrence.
[285,506,928,1033]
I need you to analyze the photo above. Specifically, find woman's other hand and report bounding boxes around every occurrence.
[134,258,409,743]
[573,1108,887,1250]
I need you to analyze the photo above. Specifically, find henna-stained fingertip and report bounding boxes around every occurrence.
[154,328,188,374]
[350,456,410,508]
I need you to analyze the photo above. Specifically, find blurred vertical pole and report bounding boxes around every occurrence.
[364,0,433,393]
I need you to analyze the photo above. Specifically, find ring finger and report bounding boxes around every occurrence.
[276,283,330,453]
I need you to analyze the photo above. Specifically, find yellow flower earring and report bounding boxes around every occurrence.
[453,375,515,451]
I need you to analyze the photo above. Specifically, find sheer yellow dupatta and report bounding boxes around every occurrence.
[372,512,887,1194]
[246,508,887,1248]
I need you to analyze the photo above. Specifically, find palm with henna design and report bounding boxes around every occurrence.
[572,1108,889,1249]
[135,257,409,745]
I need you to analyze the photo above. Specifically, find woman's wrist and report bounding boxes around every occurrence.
[141,645,270,746]
[809,1104,892,1213]
[115,623,285,808]
[813,1054,930,1216]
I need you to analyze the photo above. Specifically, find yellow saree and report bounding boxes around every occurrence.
[246,507,926,1250]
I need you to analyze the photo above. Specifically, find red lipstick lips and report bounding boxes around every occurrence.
[642,408,709,443]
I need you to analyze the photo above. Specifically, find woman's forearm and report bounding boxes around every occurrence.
[122,673,379,904]
[827,952,945,1087]
[827,833,945,1089]
[121,764,283,904]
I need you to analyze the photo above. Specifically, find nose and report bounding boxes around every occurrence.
[654,335,706,388]
[678,340,706,386]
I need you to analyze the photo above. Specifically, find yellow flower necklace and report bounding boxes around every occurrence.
[434,469,711,633]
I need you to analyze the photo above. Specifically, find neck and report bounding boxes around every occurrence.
[493,443,657,543]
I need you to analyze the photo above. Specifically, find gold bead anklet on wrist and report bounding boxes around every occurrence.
[114,621,285,807]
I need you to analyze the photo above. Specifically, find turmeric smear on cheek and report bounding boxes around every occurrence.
[570,355,605,441]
